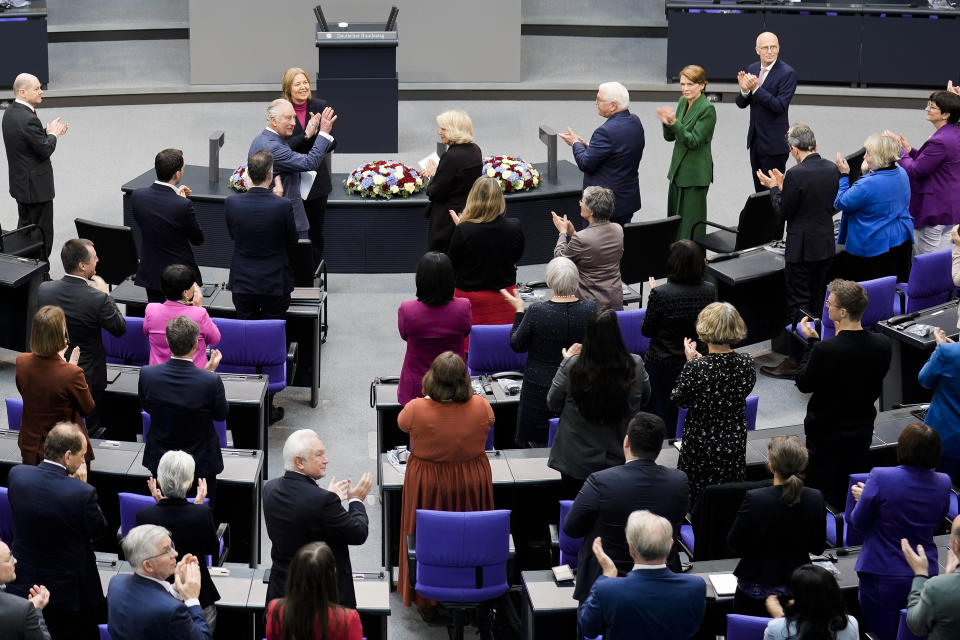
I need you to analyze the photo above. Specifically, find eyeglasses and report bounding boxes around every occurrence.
[757,45,779,52]
[925,103,942,112]
[144,541,176,562]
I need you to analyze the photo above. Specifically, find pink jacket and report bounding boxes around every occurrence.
[143,300,221,368]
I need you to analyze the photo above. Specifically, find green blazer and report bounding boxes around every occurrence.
[663,94,716,188]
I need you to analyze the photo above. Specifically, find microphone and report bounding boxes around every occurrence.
[887,311,922,326]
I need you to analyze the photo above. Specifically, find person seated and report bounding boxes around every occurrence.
[502,257,596,447]
[136,450,221,631]
[918,325,960,481]
[266,542,363,640]
[143,264,221,369]
[763,564,859,640]
[578,510,705,640]
[552,186,624,310]
[901,514,960,640]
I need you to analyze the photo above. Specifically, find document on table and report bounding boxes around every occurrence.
[418,152,440,171]
[708,573,738,596]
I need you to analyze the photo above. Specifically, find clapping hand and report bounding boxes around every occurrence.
[648,276,658,290]
[592,537,618,578]
[934,328,955,345]
[558,127,580,147]
[756,168,784,190]
[174,554,202,601]
[851,481,865,501]
[272,176,284,197]
[901,538,929,576]
[327,475,351,501]
[71,463,88,483]
[68,346,81,366]
[656,106,676,126]
[551,210,576,236]
[561,343,582,359]
[422,158,438,179]
[797,316,819,340]
[349,472,374,501]
[27,585,49,610]
[45,117,68,136]
[500,288,525,313]
[883,130,910,153]
[683,337,700,361]
[194,478,208,504]
[204,349,222,372]
[147,477,164,503]
[448,210,462,226]
[305,111,322,138]
[176,185,192,198]
[949,80,960,96]
[188,283,203,307]
[765,595,785,618]
[319,106,337,134]
[834,152,850,175]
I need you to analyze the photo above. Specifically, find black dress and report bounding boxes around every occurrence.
[509,299,596,446]
[287,97,333,265]
[425,142,482,252]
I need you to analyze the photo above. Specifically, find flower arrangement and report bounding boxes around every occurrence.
[229,163,250,192]
[344,160,425,199]
[483,155,541,193]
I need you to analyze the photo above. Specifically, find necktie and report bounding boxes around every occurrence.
[757,67,768,87]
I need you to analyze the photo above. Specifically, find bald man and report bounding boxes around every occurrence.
[2,73,69,261]
[735,32,797,192]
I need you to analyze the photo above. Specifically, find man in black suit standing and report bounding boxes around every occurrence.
[0,540,51,640]
[2,73,69,261]
[6,423,108,640]
[139,316,226,506]
[131,148,204,302]
[38,238,126,432]
[263,429,372,608]
[562,412,689,602]
[758,123,839,379]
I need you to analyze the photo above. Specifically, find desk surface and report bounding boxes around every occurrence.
[107,365,268,406]
[374,377,520,410]
[706,247,784,287]
[878,301,959,349]
[381,450,515,489]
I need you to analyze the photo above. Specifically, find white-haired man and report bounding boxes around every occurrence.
[559,81,645,226]
[0,540,50,640]
[578,510,705,640]
[262,429,372,607]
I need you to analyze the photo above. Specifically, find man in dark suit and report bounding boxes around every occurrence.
[735,32,798,192]
[38,238,126,432]
[563,412,689,601]
[578,510,706,640]
[758,123,839,379]
[139,316,226,506]
[263,429,372,608]
[2,73,69,261]
[0,540,51,640]
[248,99,336,236]
[225,150,299,320]
[6,423,108,640]
[107,524,210,640]
[131,148,204,302]
[559,82,645,226]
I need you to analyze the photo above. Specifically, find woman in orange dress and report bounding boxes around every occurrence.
[396,351,495,612]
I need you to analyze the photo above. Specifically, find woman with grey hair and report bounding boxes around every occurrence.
[501,257,597,446]
[136,450,221,629]
[552,186,625,310]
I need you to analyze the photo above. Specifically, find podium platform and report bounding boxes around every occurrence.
[0,253,47,352]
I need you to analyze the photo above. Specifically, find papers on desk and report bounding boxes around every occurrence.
[418,152,440,171]
[673,440,682,451]
[291,288,322,302]
[764,241,786,256]
[708,573,738,596]
[387,449,407,475]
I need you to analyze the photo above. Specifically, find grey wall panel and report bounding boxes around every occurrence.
[47,0,187,28]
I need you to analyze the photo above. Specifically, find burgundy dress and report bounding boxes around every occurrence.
[397,297,472,405]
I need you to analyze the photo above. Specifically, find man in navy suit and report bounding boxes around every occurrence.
[107,524,210,640]
[2,73,69,262]
[0,540,52,640]
[563,412,689,601]
[139,316,227,506]
[7,423,108,640]
[131,148,204,302]
[578,510,705,640]
[735,32,798,192]
[248,99,336,236]
[560,82,645,226]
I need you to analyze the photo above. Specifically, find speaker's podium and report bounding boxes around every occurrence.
[0,253,48,352]
[316,23,398,153]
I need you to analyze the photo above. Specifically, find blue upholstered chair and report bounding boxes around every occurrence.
[466,324,527,376]
[117,492,225,566]
[211,318,293,396]
[98,623,111,640]
[676,395,758,439]
[894,248,954,315]
[102,316,150,366]
[547,417,560,448]
[896,607,927,640]
[726,614,772,640]
[615,308,650,358]
[826,473,869,548]
[0,486,14,546]
[558,500,583,569]
[4,397,22,431]
[141,410,227,449]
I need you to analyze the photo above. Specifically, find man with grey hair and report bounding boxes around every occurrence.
[757,123,839,379]
[902,515,960,639]
[263,429,372,607]
[107,524,210,640]
[552,186,624,310]
[248,98,336,236]
[559,81,645,226]
[0,539,51,640]
[579,510,705,640]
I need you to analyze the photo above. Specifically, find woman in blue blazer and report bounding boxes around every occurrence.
[849,422,952,640]
[918,327,960,480]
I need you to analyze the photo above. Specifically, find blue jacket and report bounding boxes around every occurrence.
[835,166,913,258]
[919,342,960,457]
[578,568,705,640]
[573,110,645,222]
[107,573,210,640]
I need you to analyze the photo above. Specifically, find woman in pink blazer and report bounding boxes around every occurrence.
[143,264,221,368]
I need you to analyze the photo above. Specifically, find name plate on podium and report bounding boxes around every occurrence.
[316,31,398,42]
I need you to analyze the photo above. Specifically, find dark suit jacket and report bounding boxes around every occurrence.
[728,485,825,588]
[38,275,126,393]
[769,153,839,263]
[107,573,211,640]
[734,59,797,157]
[2,101,57,203]
[572,110,645,222]
[262,471,369,607]
[286,97,333,199]
[131,182,204,291]
[563,459,689,601]
[425,142,482,252]
[224,187,298,295]
[248,128,332,233]
[135,498,221,607]
[0,590,51,640]
[578,569,706,640]
[138,358,227,478]
[6,461,108,611]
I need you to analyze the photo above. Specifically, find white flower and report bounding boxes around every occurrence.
[487,168,496,178]
[390,185,400,193]
[513,180,523,190]
[533,176,540,186]
[394,170,404,179]
[501,171,513,181]
[415,178,423,186]
[373,175,386,185]
[404,182,416,193]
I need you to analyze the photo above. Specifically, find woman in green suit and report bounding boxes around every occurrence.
[657,65,717,240]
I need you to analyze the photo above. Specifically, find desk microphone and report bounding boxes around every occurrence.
[708,251,740,264]
[887,311,922,326]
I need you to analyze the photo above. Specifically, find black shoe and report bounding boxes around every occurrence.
[760,359,800,379]
[269,405,284,424]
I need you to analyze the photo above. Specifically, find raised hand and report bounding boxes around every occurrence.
[551,210,575,236]
[683,337,700,361]
[592,537,617,577]
[305,111,322,138]
[272,176,284,197]
[319,106,337,133]
[500,288,524,313]
[558,127,579,146]
[901,538,929,576]
[174,554,202,600]
[348,472,374,501]
[177,184,192,198]
[448,209,462,226]
[797,316,819,340]
[194,477,208,504]
[561,343,582,359]
[327,475,350,501]
[204,349,222,372]
[147,477,164,503]
[68,346,81,366]
[28,585,50,609]
[834,152,850,175]
[656,106,676,126]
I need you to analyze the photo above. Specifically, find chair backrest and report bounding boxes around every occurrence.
[118,492,155,537]
[615,308,650,357]
[558,500,583,568]
[98,623,111,640]
[414,509,511,603]
[466,325,527,376]
[896,608,927,640]
[906,248,954,313]
[842,472,870,547]
[819,275,897,339]
[733,192,783,251]
[0,486,14,545]
[292,239,317,287]
[5,397,23,431]
[103,317,150,366]
[142,410,226,449]
[726,614,772,640]
[0,224,46,260]
[75,218,140,287]
[212,318,287,394]
[547,417,560,448]
[620,216,682,285]
[690,478,773,560]
[485,420,495,451]
[676,395,758,439]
